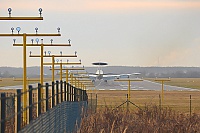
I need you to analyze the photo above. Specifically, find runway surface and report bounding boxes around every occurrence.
[94,79,199,91]
[0,79,199,91]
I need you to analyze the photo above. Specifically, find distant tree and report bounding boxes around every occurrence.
[2,71,11,78]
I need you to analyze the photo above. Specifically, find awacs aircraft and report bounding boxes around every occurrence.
[87,62,141,82]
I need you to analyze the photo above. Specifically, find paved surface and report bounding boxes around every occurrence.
[0,79,199,91]
[94,79,199,91]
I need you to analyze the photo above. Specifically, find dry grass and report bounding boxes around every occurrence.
[79,106,200,133]
[92,90,200,114]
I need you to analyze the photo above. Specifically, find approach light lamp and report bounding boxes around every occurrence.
[29,51,32,56]
[35,27,38,34]
[11,27,14,34]
[57,27,60,33]
[31,39,34,44]
[68,39,71,44]
[13,39,16,44]
[44,51,47,56]
[39,8,42,17]
[41,38,43,43]
[50,39,53,44]
[8,8,12,17]
[16,27,21,34]
[60,51,62,55]
[35,38,39,44]
[56,59,59,63]
[48,51,51,56]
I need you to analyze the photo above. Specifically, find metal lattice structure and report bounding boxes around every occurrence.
[19,101,87,133]
[0,80,88,133]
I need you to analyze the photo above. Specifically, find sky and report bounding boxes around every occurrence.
[1,0,200,67]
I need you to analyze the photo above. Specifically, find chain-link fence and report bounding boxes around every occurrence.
[0,80,88,133]
[0,93,15,133]
[87,93,97,114]
[19,101,87,133]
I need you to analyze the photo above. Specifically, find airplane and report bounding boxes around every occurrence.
[86,62,141,82]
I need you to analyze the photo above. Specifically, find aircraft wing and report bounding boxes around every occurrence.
[88,74,97,77]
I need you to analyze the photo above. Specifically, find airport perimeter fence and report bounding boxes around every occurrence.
[87,93,98,114]
[0,80,88,133]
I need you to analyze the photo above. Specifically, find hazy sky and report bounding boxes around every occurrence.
[1,0,200,67]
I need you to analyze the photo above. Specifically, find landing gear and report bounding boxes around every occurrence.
[104,80,107,82]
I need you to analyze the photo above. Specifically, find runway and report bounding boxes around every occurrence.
[0,79,199,91]
[94,79,199,91]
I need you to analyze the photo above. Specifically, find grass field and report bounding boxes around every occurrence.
[89,90,200,114]
[146,78,200,90]
[0,78,53,87]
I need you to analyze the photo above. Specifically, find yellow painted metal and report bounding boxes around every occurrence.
[0,24,60,124]
[114,79,143,82]
[13,78,40,81]
[40,43,45,112]
[74,77,77,87]
[52,55,55,82]
[30,55,77,57]
[66,69,69,83]
[162,81,164,103]
[50,68,84,70]
[43,62,81,65]
[70,73,73,86]
[76,80,92,82]
[128,80,130,101]
[77,80,80,88]
[0,33,60,37]
[60,62,63,81]
[0,17,43,20]
[70,72,88,74]
[154,78,171,105]
[13,44,71,46]
[40,43,44,85]
[74,76,90,78]
[114,79,143,102]
[23,33,27,123]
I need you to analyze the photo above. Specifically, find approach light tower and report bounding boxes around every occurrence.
[0,8,44,123]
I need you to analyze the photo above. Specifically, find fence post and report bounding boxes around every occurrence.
[38,83,41,116]
[1,93,6,133]
[17,89,21,132]
[64,81,67,101]
[190,95,192,118]
[46,83,49,112]
[78,89,81,101]
[52,81,55,108]
[95,94,98,113]
[80,89,82,101]
[67,83,69,101]
[56,81,59,104]
[79,89,81,101]
[29,85,33,123]
[83,90,85,101]
[70,84,72,101]
[60,80,63,102]
[74,87,77,102]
